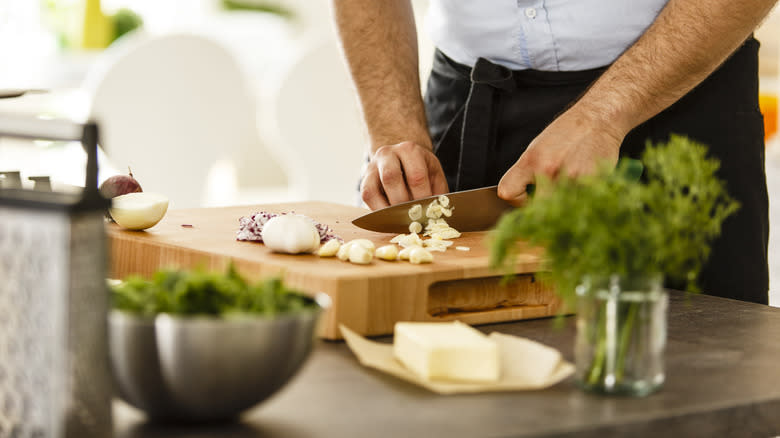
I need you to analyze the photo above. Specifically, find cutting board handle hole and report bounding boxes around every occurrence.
[427,274,556,317]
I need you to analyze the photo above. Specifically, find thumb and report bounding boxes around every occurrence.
[497,161,535,206]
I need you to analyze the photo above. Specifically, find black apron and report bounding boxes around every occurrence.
[424,38,769,304]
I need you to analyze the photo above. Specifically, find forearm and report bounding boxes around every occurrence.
[571,0,777,139]
[331,0,431,152]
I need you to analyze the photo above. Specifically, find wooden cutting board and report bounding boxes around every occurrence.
[107,202,561,339]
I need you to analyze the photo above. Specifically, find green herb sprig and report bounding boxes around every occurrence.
[489,135,739,306]
[110,263,317,317]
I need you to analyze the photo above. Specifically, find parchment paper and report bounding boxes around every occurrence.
[340,324,574,395]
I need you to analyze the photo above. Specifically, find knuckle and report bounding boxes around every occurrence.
[496,184,514,200]
[361,184,379,203]
[360,189,374,204]
[379,167,402,185]
[374,146,392,159]
[406,170,428,188]
[396,141,416,154]
[540,162,559,177]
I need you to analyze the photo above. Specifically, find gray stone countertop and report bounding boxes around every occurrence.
[115,291,780,438]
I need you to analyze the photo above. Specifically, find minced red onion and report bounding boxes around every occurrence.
[236,211,342,243]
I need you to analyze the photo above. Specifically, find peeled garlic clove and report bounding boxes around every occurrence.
[337,241,353,261]
[409,221,422,234]
[109,192,169,230]
[261,214,321,254]
[409,247,434,264]
[376,245,399,261]
[350,239,376,254]
[398,245,420,261]
[348,244,373,264]
[318,239,341,257]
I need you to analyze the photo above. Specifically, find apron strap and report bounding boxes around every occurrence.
[456,58,516,191]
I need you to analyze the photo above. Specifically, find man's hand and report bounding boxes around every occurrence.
[498,0,777,206]
[361,141,449,209]
[497,108,623,205]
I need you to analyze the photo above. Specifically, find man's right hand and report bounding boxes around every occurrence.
[361,141,449,210]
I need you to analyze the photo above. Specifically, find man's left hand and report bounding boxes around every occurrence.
[497,107,624,206]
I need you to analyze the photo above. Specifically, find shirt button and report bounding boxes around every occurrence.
[525,7,537,19]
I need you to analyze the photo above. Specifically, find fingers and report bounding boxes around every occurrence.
[376,148,412,205]
[425,152,450,194]
[362,142,447,209]
[360,163,390,210]
[396,142,433,200]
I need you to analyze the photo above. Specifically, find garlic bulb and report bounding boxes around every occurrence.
[261,215,321,254]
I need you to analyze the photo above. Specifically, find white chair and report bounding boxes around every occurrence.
[84,32,287,209]
[258,34,366,206]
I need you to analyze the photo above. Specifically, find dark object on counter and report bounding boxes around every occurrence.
[0,114,112,437]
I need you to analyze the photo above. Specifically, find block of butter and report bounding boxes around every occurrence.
[393,321,500,382]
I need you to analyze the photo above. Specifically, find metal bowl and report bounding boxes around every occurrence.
[109,293,330,422]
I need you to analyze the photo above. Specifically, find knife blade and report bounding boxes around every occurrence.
[352,185,515,234]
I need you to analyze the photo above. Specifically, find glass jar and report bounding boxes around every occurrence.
[574,274,668,397]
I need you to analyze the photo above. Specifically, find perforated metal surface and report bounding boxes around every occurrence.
[0,208,111,438]
[0,209,67,438]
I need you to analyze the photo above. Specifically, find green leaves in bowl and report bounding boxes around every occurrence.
[110,263,318,317]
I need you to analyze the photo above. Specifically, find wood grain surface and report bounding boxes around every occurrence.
[107,202,561,339]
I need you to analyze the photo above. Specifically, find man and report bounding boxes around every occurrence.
[331,0,777,304]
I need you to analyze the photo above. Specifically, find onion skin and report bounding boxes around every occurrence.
[100,168,142,199]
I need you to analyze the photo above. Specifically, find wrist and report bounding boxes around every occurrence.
[369,131,433,154]
[566,100,632,147]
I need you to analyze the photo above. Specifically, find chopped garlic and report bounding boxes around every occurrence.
[408,204,423,221]
[409,221,422,234]
[424,238,453,248]
[409,247,434,264]
[392,233,423,248]
[435,228,461,239]
[376,245,399,261]
[426,202,442,219]
[318,239,341,257]
[455,246,471,251]
[438,195,450,208]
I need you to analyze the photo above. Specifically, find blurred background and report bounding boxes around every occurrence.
[0,0,779,304]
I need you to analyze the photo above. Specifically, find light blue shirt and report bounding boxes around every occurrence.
[426,0,669,71]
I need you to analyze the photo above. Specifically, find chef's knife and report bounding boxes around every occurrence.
[351,159,644,234]
[352,185,514,233]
